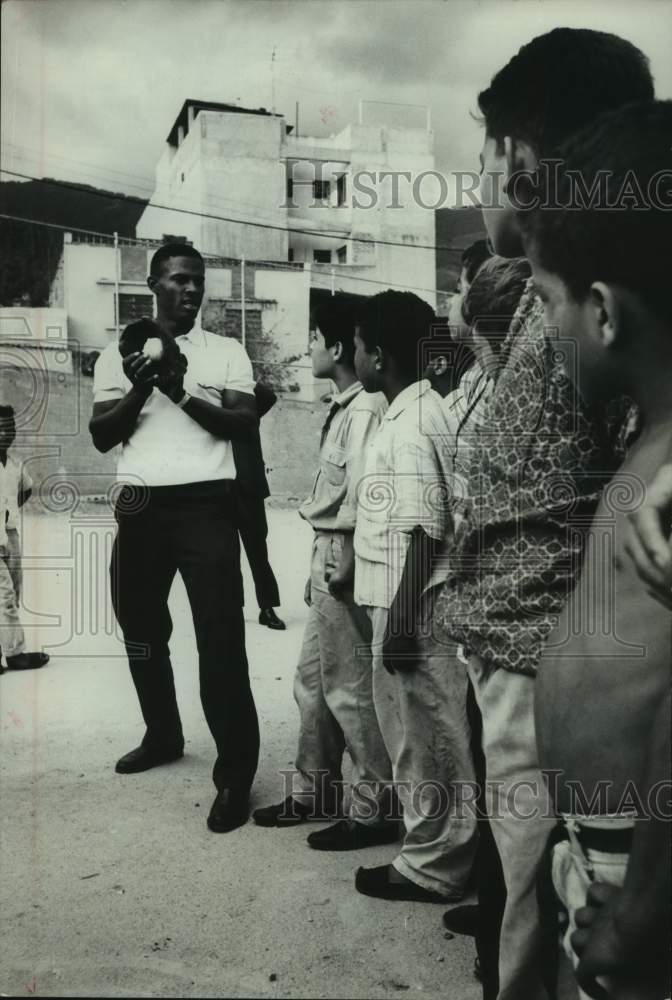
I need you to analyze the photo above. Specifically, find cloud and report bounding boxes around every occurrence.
[2,0,672,199]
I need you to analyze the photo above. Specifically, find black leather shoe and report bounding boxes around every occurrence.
[355,864,459,903]
[115,744,184,774]
[258,608,286,630]
[442,904,478,937]
[307,819,399,852]
[5,652,50,670]
[253,796,314,827]
[207,787,250,833]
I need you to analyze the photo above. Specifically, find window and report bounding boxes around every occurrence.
[313,179,331,201]
[313,249,332,264]
[336,174,347,206]
[337,245,347,264]
[287,248,295,263]
[117,293,153,325]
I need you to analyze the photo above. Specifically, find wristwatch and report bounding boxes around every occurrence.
[175,391,191,409]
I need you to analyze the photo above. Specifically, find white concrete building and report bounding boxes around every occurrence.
[136,99,436,308]
[47,233,317,398]
[0,306,72,375]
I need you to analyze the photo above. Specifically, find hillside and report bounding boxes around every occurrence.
[0,179,147,305]
[0,178,483,304]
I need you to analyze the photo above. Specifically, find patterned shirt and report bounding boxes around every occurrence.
[299,383,387,532]
[442,363,495,444]
[434,281,634,676]
[354,380,463,610]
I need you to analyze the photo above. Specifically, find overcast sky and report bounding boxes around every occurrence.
[2,0,672,204]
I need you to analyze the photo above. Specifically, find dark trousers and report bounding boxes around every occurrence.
[234,487,280,610]
[110,480,260,792]
[467,679,507,1000]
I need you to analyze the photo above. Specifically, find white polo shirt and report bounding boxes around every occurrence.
[93,326,255,487]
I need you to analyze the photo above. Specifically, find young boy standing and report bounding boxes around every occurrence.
[0,405,49,673]
[253,293,395,848]
[521,100,671,1000]
[345,290,477,903]
[434,28,655,999]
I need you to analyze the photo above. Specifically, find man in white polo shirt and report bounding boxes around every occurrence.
[90,243,259,834]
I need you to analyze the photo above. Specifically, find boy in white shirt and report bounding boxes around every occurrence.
[0,405,49,673]
[344,291,478,902]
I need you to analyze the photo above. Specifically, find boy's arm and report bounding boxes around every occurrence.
[625,463,672,610]
[327,405,380,599]
[382,526,436,674]
[17,464,33,508]
[381,439,452,673]
[572,684,671,998]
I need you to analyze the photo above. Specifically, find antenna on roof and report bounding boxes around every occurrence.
[271,47,277,114]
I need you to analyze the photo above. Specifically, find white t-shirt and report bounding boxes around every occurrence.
[93,327,255,487]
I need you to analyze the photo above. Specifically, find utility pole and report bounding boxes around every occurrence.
[241,256,246,348]
[113,231,120,335]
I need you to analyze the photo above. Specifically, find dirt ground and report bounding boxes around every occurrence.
[1,507,488,999]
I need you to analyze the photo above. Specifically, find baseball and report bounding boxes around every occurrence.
[143,338,164,362]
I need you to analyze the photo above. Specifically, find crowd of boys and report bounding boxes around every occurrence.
[2,22,669,1000]
[253,27,671,1000]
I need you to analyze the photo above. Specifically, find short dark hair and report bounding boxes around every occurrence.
[150,242,203,277]
[463,256,531,347]
[520,100,672,326]
[0,405,15,419]
[311,292,367,367]
[357,291,436,376]
[477,28,654,157]
[461,239,493,285]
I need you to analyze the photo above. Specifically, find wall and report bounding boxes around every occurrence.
[137,111,288,262]
[286,123,437,308]
[0,309,73,374]
[0,306,68,345]
[1,365,116,507]
[55,242,153,352]
[260,396,323,504]
[254,266,310,370]
[1,359,327,506]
